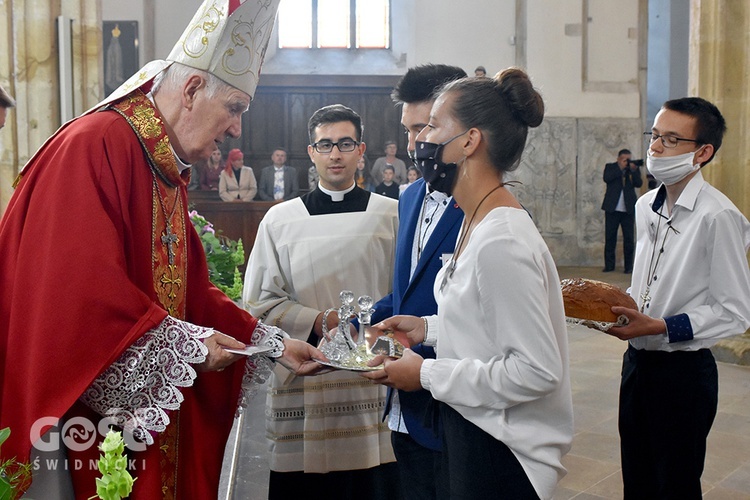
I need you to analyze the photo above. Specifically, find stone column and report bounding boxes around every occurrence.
[690,0,750,365]
[0,0,101,216]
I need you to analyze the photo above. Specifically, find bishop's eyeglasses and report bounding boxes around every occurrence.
[311,138,359,154]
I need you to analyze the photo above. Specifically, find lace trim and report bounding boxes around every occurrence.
[79,316,212,445]
[236,322,286,412]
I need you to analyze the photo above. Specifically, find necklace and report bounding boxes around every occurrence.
[440,184,503,292]
[639,205,679,312]
[153,176,181,265]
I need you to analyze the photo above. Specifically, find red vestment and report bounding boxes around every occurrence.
[0,91,260,498]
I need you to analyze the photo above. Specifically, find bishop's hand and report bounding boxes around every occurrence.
[197,331,245,372]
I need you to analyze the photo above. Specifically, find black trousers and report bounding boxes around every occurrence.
[268,463,401,500]
[391,431,449,500]
[439,403,539,499]
[619,346,718,500]
[604,210,635,271]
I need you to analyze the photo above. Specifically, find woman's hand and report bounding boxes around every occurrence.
[361,349,424,392]
[373,315,425,347]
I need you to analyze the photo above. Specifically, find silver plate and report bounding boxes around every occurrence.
[313,358,383,372]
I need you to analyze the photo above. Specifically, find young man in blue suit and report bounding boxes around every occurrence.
[370,64,467,499]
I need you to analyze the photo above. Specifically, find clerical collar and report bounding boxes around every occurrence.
[146,91,191,173]
[318,182,356,202]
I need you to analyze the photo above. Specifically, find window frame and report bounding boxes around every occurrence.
[278,0,391,50]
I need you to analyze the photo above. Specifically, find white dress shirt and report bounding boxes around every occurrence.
[420,207,573,499]
[629,171,750,351]
[388,185,452,434]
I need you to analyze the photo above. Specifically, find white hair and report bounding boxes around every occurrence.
[151,62,233,99]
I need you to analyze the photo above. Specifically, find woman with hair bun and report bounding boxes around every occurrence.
[365,69,573,499]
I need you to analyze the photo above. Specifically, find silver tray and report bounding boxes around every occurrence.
[313,358,383,372]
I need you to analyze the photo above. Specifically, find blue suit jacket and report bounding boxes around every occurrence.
[371,178,463,451]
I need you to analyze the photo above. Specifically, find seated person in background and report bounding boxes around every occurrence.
[474,65,487,77]
[375,165,400,200]
[355,155,374,191]
[371,140,407,185]
[200,147,224,191]
[219,148,257,201]
[399,166,421,197]
[257,147,299,201]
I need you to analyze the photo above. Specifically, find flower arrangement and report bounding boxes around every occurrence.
[90,430,135,500]
[189,210,245,300]
[0,428,32,500]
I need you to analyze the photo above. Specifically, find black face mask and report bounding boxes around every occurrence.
[414,130,468,195]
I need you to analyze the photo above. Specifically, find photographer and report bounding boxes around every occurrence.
[601,148,643,273]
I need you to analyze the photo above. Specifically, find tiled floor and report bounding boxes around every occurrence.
[219,267,750,499]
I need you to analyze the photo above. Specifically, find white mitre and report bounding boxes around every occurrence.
[94,0,280,109]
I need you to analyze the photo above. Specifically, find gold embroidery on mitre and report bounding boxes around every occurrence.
[221,7,276,77]
[131,104,163,139]
[182,1,225,59]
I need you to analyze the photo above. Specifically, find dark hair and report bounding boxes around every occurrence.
[308,104,363,144]
[383,165,395,173]
[384,140,397,147]
[618,149,632,157]
[391,64,467,104]
[475,66,487,73]
[440,67,544,173]
[272,147,288,155]
[662,97,726,165]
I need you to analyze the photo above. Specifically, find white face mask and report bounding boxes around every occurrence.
[646,149,702,186]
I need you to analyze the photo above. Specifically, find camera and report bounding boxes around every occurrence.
[628,159,644,167]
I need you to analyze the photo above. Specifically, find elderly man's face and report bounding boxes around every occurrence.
[177,80,250,163]
[0,107,7,130]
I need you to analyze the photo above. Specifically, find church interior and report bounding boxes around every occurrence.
[1,0,749,498]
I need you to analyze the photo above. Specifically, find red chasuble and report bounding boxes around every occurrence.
[0,90,259,499]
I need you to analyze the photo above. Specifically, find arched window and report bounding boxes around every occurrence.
[278,0,390,49]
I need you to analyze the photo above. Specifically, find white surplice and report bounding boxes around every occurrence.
[243,190,398,473]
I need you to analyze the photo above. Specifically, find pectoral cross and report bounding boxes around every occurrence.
[161,225,179,265]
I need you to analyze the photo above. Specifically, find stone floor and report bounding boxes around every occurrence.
[218,267,750,500]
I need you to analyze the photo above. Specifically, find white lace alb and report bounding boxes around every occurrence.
[80,317,286,445]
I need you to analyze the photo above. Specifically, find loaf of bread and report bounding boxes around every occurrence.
[561,278,638,322]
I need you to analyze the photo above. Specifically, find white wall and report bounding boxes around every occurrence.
[406,0,517,77]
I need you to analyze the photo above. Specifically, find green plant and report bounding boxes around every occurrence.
[90,430,135,500]
[189,210,245,301]
[0,428,32,500]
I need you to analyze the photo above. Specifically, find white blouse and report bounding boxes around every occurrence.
[421,207,573,500]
